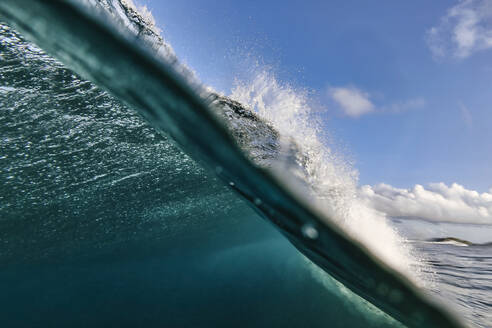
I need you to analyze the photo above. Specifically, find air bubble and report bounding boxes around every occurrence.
[254,198,262,205]
[301,223,318,239]
[229,181,235,187]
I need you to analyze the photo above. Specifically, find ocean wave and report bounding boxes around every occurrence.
[0,0,464,327]
[80,0,422,277]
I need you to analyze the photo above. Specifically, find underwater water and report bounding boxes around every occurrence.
[0,0,485,327]
[0,20,399,328]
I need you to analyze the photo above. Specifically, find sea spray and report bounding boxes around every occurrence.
[230,70,423,281]
[90,0,425,282]
[52,0,425,282]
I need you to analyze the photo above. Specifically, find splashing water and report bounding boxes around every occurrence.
[2,0,469,326]
[94,0,426,282]
[230,71,422,281]
[5,0,425,286]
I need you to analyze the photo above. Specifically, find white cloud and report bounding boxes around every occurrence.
[330,87,374,118]
[358,182,492,224]
[329,86,425,118]
[427,0,492,59]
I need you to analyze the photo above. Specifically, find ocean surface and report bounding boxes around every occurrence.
[416,241,492,328]
[0,1,490,327]
[395,219,492,328]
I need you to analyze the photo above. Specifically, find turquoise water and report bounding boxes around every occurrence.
[0,1,466,327]
[0,21,398,328]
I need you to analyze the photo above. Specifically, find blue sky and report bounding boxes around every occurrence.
[141,0,492,193]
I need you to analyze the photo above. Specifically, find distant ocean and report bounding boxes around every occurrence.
[394,218,492,328]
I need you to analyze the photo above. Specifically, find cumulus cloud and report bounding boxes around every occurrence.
[427,0,492,58]
[358,182,492,224]
[330,87,374,118]
[329,86,425,118]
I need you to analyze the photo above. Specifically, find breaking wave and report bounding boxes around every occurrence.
[1,0,471,326]
[73,0,422,279]
[229,71,420,277]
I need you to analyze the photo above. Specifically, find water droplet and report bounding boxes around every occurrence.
[301,223,318,239]
[254,198,262,205]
